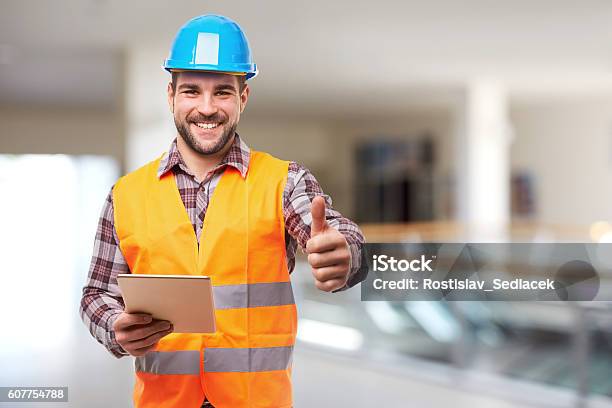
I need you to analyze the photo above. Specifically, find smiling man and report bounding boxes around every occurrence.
[170,71,246,163]
[80,14,366,408]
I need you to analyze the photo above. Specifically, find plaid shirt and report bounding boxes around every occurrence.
[80,134,366,357]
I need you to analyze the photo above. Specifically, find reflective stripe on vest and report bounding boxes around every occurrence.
[135,350,201,375]
[135,346,293,375]
[204,346,293,372]
[213,281,294,309]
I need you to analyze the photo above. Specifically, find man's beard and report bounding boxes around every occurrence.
[174,112,237,155]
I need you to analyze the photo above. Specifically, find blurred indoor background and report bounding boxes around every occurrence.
[2,1,612,407]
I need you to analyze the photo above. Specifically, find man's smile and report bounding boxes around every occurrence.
[190,121,224,138]
[193,122,220,130]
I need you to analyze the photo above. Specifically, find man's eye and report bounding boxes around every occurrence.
[216,91,230,96]
[183,90,197,94]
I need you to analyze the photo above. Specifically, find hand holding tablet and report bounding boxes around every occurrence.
[112,312,173,357]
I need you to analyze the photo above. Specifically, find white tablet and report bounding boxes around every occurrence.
[117,274,216,333]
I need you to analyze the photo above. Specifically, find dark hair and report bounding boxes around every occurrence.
[171,71,246,94]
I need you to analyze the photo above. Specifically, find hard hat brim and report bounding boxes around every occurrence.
[163,61,258,80]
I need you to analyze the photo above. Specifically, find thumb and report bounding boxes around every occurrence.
[310,196,328,236]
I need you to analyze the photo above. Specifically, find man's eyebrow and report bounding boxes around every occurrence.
[176,83,237,92]
[177,83,200,91]
[215,83,237,92]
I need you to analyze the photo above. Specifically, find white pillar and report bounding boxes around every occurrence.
[125,46,176,172]
[454,79,512,241]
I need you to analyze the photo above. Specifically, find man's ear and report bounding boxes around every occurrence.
[167,82,175,114]
[239,84,250,114]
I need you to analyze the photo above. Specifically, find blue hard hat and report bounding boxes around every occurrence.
[164,14,257,79]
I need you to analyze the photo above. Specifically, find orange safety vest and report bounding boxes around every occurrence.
[113,150,297,408]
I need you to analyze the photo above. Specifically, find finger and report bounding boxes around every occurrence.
[122,320,172,343]
[305,231,345,254]
[127,327,173,351]
[311,265,348,282]
[308,248,351,268]
[310,196,328,237]
[113,313,153,330]
[314,278,346,292]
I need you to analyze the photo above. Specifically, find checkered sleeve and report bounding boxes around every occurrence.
[79,187,129,358]
[283,162,367,291]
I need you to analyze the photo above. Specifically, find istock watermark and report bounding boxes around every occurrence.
[372,254,436,272]
[361,243,609,301]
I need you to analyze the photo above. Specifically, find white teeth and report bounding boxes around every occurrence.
[195,122,219,129]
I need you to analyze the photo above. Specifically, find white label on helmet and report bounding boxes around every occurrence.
[195,32,219,66]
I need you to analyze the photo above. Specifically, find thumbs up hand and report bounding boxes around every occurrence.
[306,196,351,292]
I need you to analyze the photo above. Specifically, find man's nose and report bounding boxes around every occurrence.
[195,93,218,117]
